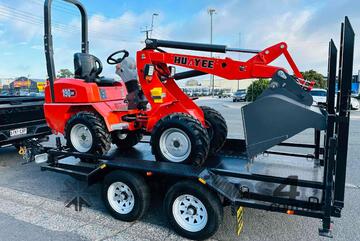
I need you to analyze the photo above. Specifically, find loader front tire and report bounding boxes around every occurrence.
[65,111,111,156]
[200,106,227,155]
[151,113,210,166]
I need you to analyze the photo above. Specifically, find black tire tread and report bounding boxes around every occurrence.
[151,113,209,166]
[112,131,143,149]
[102,170,150,222]
[200,106,227,155]
[65,111,111,155]
[164,180,223,240]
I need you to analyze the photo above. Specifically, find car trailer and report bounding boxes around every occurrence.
[37,17,354,240]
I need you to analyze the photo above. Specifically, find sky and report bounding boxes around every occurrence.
[0,0,359,80]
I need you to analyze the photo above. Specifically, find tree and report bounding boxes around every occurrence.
[57,69,74,78]
[246,78,270,101]
[185,79,200,86]
[301,70,326,88]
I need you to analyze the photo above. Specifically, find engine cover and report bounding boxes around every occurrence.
[44,78,127,103]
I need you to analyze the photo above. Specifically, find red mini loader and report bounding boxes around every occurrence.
[44,0,322,166]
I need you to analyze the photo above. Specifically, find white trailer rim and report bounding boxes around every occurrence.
[172,194,208,232]
[107,181,135,214]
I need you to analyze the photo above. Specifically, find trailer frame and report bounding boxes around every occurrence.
[38,17,354,239]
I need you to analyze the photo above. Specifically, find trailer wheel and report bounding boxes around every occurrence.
[151,113,209,166]
[112,131,143,149]
[200,106,227,155]
[164,180,223,240]
[65,112,111,155]
[103,170,150,222]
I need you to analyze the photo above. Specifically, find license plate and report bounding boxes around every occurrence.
[10,128,27,137]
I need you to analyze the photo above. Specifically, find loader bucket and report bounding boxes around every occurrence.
[242,70,327,158]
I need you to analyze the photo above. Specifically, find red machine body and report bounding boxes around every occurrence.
[44,78,139,134]
[44,41,310,136]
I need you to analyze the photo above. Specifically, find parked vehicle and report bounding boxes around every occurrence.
[218,89,232,98]
[311,88,359,110]
[233,89,247,102]
[0,95,51,157]
[310,88,327,106]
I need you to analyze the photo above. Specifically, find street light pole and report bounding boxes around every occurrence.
[208,8,216,98]
[237,32,241,91]
[150,13,159,38]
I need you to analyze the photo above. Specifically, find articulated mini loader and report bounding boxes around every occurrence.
[44,0,326,166]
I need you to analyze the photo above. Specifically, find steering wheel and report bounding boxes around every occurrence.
[93,55,103,75]
[107,50,129,65]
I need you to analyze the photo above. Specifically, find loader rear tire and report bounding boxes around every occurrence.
[65,111,111,156]
[112,131,143,149]
[151,113,210,166]
[200,106,227,155]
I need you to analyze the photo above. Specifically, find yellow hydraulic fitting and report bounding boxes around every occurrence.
[18,147,26,155]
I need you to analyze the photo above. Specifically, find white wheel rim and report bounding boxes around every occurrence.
[159,128,191,162]
[172,194,208,232]
[118,133,128,140]
[70,123,93,152]
[107,182,135,214]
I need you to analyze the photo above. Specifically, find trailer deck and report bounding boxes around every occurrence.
[42,138,325,215]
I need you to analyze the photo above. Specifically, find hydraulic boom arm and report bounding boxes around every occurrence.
[139,39,315,90]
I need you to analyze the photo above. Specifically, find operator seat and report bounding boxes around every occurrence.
[115,58,148,110]
[74,53,116,86]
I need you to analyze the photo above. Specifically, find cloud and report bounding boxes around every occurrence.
[31,45,43,50]
[157,0,360,75]
[0,0,359,78]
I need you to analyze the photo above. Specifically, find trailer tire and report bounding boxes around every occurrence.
[164,180,223,240]
[112,131,143,149]
[200,106,227,155]
[102,170,150,222]
[65,112,111,156]
[151,113,209,166]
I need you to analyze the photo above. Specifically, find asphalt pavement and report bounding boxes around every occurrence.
[0,97,359,241]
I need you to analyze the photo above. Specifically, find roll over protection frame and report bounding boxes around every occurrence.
[44,0,89,103]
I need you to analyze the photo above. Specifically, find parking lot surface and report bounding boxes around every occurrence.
[0,97,359,241]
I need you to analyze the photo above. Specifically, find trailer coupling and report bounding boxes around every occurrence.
[242,70,327,157]
[18,138,49,164]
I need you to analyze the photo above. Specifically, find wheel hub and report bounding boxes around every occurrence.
[119,192,128,201]
[159,128,191,163]
[186,205,197,215]
[173,140,181,148]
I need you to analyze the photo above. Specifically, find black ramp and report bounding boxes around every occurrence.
[334,17,355,207]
